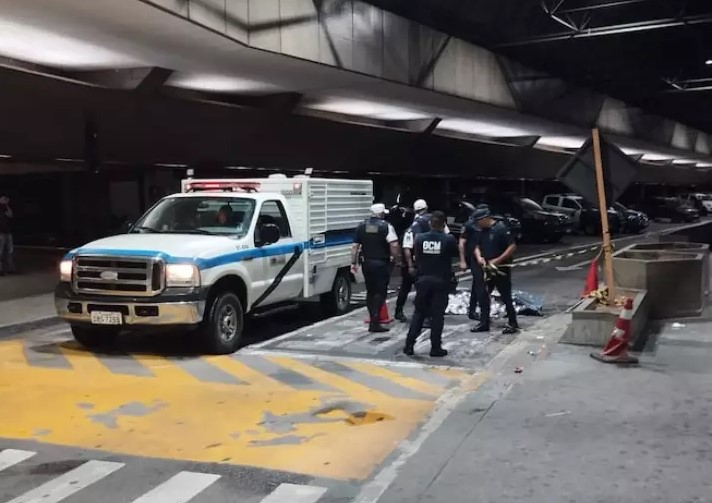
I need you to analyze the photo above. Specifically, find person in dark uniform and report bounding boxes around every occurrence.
[471,207,519,335]
[351,203,400,333]
[458,203,490,320]
[403,211,457,357]
[396,199,450,323]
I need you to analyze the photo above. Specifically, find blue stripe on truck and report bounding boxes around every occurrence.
[63,228,357,271]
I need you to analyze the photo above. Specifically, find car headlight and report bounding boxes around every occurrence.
[166,264,200,288]
[59,260,73,282]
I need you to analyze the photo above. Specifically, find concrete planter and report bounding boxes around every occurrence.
[613,249,705,319]
[624,242,709,297]
[561,289,648,347]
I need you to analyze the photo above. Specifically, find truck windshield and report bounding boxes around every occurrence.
[132,196,256,236]
[518,198,543,211]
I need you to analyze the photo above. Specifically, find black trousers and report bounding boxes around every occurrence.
[362,259,390,324]
[477,268,518,328]
[395,266,414,313]
[469,264,495,315]
[405,276,449,350]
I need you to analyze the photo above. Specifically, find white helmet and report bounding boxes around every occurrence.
[413,199,428,212]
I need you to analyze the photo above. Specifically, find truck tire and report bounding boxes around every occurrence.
[202,292,244,354]
[71,325,118,350]
[320,270,352,316]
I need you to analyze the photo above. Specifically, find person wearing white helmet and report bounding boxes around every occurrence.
[396,199,449,323]
[351,203,400,332]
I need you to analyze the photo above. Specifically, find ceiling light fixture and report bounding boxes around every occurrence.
[0,19,141,69]
[536,136,586,150]
[167,73,277,93]
[706,59,712,66]
[437,118,532,137]
[307,99,429,121]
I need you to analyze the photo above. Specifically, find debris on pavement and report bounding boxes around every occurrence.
[545,411,572,417]
[445,289,544,317]
[671,322,686,329]
[514,367,524,374]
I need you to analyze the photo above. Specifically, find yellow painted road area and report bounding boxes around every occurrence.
[0,337,484,480]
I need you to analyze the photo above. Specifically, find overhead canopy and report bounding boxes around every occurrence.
[0,0,710,175]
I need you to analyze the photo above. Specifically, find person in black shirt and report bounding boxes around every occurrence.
[471,207,519,335]
[403,211,457,358]
[0,195,14,276]
[458,203,490,320]
[397,199,450,324]
[351,203,400,333]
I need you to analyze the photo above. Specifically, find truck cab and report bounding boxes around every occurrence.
[55,176,373,354]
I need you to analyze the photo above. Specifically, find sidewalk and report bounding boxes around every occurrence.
[374,318,712,503]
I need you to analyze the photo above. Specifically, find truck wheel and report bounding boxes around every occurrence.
[202,292,244,354]
[321,270,352,316]
[71,325,118,350]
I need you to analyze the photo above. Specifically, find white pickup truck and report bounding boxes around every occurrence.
[55,175,373,354]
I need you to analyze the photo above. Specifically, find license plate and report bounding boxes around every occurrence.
[90,311,123,325]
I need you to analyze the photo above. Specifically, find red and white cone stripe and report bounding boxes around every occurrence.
[591,297,639,365]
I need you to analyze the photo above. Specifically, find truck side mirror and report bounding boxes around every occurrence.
[121,221,133,234]
[257,223,280,246]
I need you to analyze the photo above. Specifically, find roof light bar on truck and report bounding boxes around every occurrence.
[183,181,261,193]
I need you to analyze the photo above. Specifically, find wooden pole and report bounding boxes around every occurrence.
[591,128,616,301]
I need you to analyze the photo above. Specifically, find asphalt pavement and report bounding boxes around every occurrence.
[0,218,709,502]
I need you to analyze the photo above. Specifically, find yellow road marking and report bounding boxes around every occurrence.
[204,356,285,389]
[0,340,27,369]
[130,355,196,383]
[57,342,113,374]
[267,356,406,401]
[0,338,481,480]
[343,361,443,396]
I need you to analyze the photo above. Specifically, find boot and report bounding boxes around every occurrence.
[403,346,414,356]
[369,324,390,333]
[430,347,448,357]
[395,310,407,323]
[502,324,520,335]
[471,323,490,333]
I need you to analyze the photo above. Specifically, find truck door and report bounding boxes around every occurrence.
[253,200,304,306]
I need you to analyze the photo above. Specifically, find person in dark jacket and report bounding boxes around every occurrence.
[396,199,450,323]
[403,211,457,358]
[0,195,14,275]
[458,203,490,320]
[471,207,519,335]
[351,203,400,333]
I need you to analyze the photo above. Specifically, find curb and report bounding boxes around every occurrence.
[0,316,61,339]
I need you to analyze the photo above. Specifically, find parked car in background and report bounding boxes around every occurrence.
[612,202,649,234]
[469,193,573,243]
[639,196,700,223]
[680,193,712,216]
[542,193,622,235]
[448,200,523,241]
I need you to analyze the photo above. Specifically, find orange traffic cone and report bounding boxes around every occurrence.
[581,258,599,298]
[365,303,394,325]
[590,297,639,364]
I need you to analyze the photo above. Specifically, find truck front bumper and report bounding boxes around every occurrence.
[55,283,206,326]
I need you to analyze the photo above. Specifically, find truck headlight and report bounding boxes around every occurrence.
[59,260,73,282]
[166,264,200,288]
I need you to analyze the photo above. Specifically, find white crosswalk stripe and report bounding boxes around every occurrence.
[259,483,328,503]
[131,471,221,503]
[0,449,35,473]
[0,449,330,503]
[5,460,125,503]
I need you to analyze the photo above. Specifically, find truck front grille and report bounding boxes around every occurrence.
[73,256,165,297]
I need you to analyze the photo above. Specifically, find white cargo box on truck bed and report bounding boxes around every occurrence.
[181,175,373,298]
